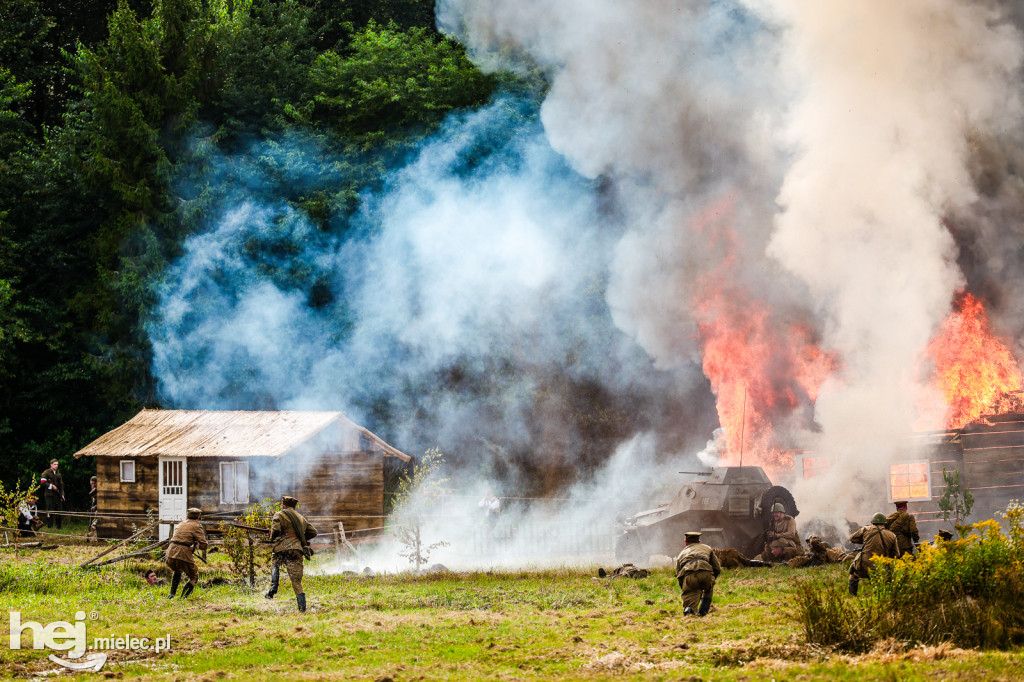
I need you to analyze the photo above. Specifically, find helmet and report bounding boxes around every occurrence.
[772,502,786,513]
[871,512,887,525]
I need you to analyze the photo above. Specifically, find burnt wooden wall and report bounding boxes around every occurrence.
[957,415,1024,522]
[93,451,386,539]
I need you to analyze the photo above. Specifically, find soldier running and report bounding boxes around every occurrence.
[847,512,899,596]
[166,508,208,599]
[885,500,920,558]
[674,531,722,617]
[265,495,317,612]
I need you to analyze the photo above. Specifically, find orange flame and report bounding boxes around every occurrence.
[691,197,836,472]
[925,292,1024,429]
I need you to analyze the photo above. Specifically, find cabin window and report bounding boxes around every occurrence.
[795,453,831,479]
[219,461,249,504]
[119,460,136,483]
[889,461,931,502]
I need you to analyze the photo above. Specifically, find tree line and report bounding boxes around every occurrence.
[0,0,500,506]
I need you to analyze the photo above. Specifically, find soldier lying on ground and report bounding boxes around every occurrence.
[597,563,650,579]
[786,535,854,568]
[144,570,166,586]
[712,548,772,569]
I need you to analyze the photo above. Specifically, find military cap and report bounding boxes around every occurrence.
[186,507,203,519]
[683,531,702,542]
[282,496,299,507]
[894,500,908,508]
[936,529,954,541]
[871,512,887,525]
[805,534,819,543]
[50,458,59,465]
[90,476,97,482]
[772,502,786,513]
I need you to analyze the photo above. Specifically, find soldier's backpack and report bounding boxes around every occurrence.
[282,509,315,560]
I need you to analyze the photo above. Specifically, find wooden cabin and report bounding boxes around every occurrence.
[793,413,1024,539]
[74,409,411,540]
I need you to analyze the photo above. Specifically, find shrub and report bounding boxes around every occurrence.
[219,498,280,586]
[796,503,1024,650]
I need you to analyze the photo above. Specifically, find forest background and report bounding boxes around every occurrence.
[0,0,504,504]
[1,0,715,509]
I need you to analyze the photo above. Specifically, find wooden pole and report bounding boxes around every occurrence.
[81,521,158,568]
[247,532,255,587]
[86,539,169,568]
[739,386,747,467]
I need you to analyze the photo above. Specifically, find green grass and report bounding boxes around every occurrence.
[1,543,1022,680]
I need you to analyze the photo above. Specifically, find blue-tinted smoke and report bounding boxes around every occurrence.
[149,96,713,478]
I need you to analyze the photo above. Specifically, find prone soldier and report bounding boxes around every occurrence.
[848,512,898,596]
[265,496,317,612]
[885,500,919,558]
[674,531,722,617]
[166,508,208,599]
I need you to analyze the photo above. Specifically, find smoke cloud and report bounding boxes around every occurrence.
[148,0,1024,566]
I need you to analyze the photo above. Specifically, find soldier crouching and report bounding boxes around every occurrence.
[166,507,208,599]
[265,495,318,612]
[674,531,722,617]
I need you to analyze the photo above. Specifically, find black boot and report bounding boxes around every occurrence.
[698,596,712,617]
[168,572,181,599]
[180,582,194,599]
[265,565,280,599]
[848,579,859,596]
[296,593,306,612]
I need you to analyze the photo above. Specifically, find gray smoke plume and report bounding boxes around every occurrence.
[149,1,1024,567]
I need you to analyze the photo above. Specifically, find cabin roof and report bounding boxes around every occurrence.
[73,409,411,461]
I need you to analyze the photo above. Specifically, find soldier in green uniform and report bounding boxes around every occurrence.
[39,459,65,529]
[674,531,722,617]
[885,500,919,558]
[848,512,898,596]
[761,502,802,561]
[166,508,208,599]
[265,496,317,612]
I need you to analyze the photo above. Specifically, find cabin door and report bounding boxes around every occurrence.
[158,457,188,541]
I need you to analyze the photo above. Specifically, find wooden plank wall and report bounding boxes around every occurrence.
[289,451,385,533]
[959,415,1024,522]
[94,456,158,539]
[94,452,385,538]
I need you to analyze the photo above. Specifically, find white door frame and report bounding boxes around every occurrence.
[158,457,188,540]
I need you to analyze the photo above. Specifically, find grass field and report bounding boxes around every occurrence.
[2,525,1024,680]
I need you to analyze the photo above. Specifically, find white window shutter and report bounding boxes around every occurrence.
[235,462,249,504]
[220,462,232,504]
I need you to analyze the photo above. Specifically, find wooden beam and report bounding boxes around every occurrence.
[86,539,169,568]
[80,521,158,568]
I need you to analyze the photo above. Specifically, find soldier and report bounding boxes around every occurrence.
[847,512,898,596]
[597,563,649,579]
[265,495,318,612]
[674,531,722,617]
[788,534,852,568]
[88,476,98,514]
[885,500,919,558]
[763,502,802,561]
[166,508,208,599]
[39,459,65,529]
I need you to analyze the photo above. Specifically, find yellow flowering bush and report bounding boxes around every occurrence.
[798,502,1024,650]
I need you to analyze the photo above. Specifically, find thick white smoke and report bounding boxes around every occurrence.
[439,0,1024,522]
